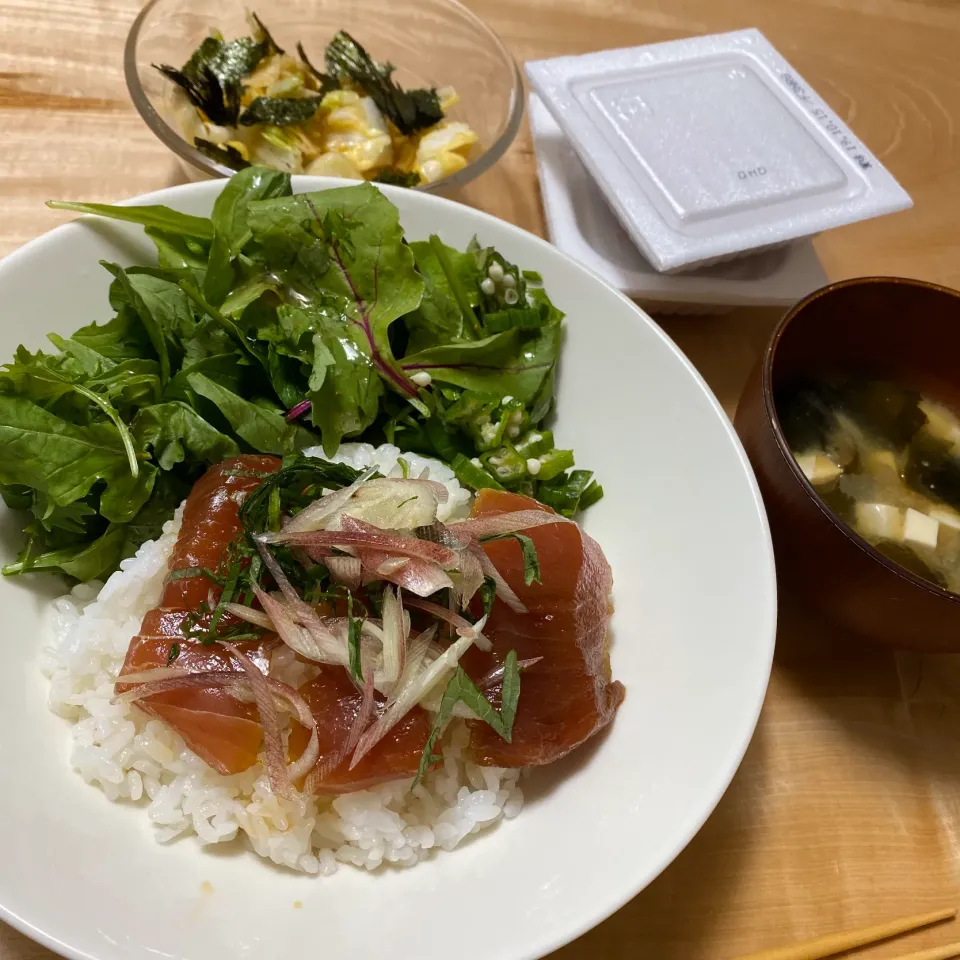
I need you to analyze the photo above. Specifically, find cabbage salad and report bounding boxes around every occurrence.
[159,14,477,185]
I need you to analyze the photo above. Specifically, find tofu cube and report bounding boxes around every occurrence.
[929,507,960,531]
[795,452,843,486]
[855,503,903,541]
[903,508,939,549]
[863,449,900,479]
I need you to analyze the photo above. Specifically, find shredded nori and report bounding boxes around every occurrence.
[372,169,422,188]
[238,96,323,127]
[156,61,241,127]
[194,138,251,171]
[155,34,269,127]
[251,12,284,56]
[324,31,443,135]
[296,42,339,96]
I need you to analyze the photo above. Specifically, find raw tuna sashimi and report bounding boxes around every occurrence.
[117,459,622,792]
[462,490,624,766]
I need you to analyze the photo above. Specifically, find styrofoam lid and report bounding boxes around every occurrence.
[528,93,828,313]
[526,29,912,272]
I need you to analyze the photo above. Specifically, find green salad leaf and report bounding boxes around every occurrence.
[1,523,129,581]
[186,372,313,455]
[247,185,424,344]
[406,237,481,347]
[401,326,559,403]
[246,184,426,445]
[70,308,156,362]
[104,264,202,385]
[165,353,244,405]
[177,280,262,366]
[144,228,209,285]
[46,201,214,240]
[204,165,291,305]
[123,473,192,551]
[220,273,279,318]
[272,304,385,455]
[5,349,141,479]
[132,402,240,470]
[0,395,144,515]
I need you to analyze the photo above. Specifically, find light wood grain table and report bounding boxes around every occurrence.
[4,1,960,958]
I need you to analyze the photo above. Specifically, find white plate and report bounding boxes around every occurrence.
[530,94,829,314]
[0,178,775,960]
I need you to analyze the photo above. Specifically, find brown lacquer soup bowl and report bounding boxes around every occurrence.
[736,276,960,652]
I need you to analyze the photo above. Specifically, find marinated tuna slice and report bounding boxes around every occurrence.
[117,457,280,775]
[161,455,280,610]
[117,456,431,791]
[287,671,433,793]
[463,490,624,767]
[117,609,267,774]
[118,459,622,792]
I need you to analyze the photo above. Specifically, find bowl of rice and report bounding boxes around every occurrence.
[0,175,774,960]
[125,0,523,189]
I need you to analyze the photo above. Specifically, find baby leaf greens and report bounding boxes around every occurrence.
[46,201,214,239]
[3,166,597,582]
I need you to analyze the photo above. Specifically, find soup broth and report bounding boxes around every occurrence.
[778,377,960,594]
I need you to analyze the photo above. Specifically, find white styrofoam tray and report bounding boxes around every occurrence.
[526,29,912,272]
[529,94,828,314]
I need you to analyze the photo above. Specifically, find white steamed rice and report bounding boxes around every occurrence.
[40,443,521,875]
[306,442,472,522]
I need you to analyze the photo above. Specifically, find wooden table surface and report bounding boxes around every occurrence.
[5,1,960,958]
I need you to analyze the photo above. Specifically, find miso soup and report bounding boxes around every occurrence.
[778,377,960,594]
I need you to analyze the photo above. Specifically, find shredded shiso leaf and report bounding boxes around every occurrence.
[481,533,541,586]
[415,651,520,786]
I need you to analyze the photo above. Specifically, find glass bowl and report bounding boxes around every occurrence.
[125,0,523,191]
